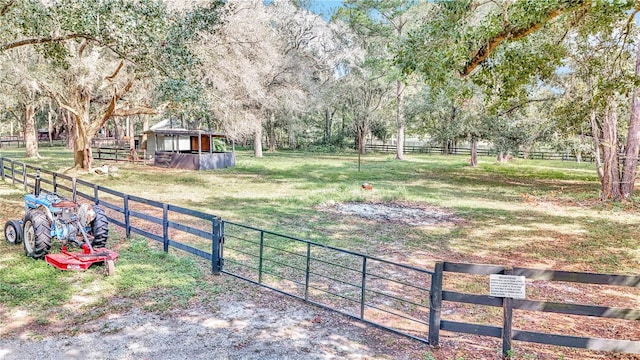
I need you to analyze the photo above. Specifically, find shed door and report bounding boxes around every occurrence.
[190,135,211,152]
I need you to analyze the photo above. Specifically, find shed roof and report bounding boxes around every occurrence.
[144,119,226,137]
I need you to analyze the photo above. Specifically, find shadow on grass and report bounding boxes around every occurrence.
[0,235,214,337]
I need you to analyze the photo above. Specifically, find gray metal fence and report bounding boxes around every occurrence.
[222,220,433,342]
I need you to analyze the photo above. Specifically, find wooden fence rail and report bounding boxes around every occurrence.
[365,144,595,162]
[92,147,146,164]
[429,262,640,357]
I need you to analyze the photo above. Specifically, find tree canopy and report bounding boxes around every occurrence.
[3,0,640,198]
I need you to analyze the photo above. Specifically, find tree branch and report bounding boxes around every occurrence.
[498,97,554,117]
[105,61,125,82]
[461,0,587,76]
[0,0,15,17]
[0,33,92,52]
[112,105,158,117]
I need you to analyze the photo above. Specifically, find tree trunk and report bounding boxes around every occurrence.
[141,114,149,151]
[113,118,122,140]
[470,136,478,167]
[600,97,621,200]
[128,116,137,161]
[497,151,506,163]
[24,103,39,158]
[61,109,74,150]
[48,101,54,146]
[620,41,640,199]
[288,127,296,149]
[254,125,263,158]
[72,112,95,170]
[590,108,604,182]
[395,80,405,160]
[70,88,94,169]
[267,112,276,152]
[324,108,334,145]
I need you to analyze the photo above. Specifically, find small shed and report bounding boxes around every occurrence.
[144,120,235,170]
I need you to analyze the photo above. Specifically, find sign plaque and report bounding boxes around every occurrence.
[489,274,526,299]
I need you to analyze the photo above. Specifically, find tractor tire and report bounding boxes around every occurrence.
[90,205,109,248]
[4,220,22,245]
[23,210,52,259]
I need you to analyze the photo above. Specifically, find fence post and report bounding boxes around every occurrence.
[162,203,168,252]
[502,267,514,358]
[211,217,222,275]
[93,184,99,205]
[360,256,367,320]
[428,261,444,346]
[304,242,311,300]
[10,160,15,185]
[124,195,131,239]
[0,157,3,181]
[258,231,265,283]
[72,177,77,202]
[53,173,57,193]
[22,163,27,192]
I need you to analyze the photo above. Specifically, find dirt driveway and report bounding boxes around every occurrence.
[0,280,426,360]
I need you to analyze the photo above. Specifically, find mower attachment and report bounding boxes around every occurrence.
[45,245,118,276]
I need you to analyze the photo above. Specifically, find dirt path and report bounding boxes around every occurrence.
[0,283,426,360]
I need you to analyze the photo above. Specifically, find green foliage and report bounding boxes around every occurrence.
[396,0,636,96]
[213,137,227,152]
[1,0,224,121]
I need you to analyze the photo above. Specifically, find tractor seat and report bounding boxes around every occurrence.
[52,200,77,208]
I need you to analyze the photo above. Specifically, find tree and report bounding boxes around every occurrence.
[1,0,223,169]
[0,46,44,158]
[397,0,640,199]
[199,0,345,157]
[337,0,423,160]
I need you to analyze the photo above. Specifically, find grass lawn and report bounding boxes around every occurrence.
[3,147,634,273]
[0,147,638,359]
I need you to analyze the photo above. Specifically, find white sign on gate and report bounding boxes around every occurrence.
[489,274,526,299]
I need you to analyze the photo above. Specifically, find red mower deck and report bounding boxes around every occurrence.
[45,245,118,275]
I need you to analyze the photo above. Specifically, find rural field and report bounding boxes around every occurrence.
[0,148,638,360]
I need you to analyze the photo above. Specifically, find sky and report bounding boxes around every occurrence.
[306,0,343,20]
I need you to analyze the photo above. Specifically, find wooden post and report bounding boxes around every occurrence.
[0,157,4,181]
[502,267,514,358]
[11,160,14,185]
[124,195,130,239]
[429,262,444,346]
[211,217,222,275]
[72,177,77,202]
[162,203,169,252]
[22,163,27,192]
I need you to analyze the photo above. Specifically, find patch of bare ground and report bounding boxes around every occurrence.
[0,275,426,360]
[322,201,464,227]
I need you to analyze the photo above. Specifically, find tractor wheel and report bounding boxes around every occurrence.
[90,205,109,248]
[23,210,52,259]
[4,220,22,245]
